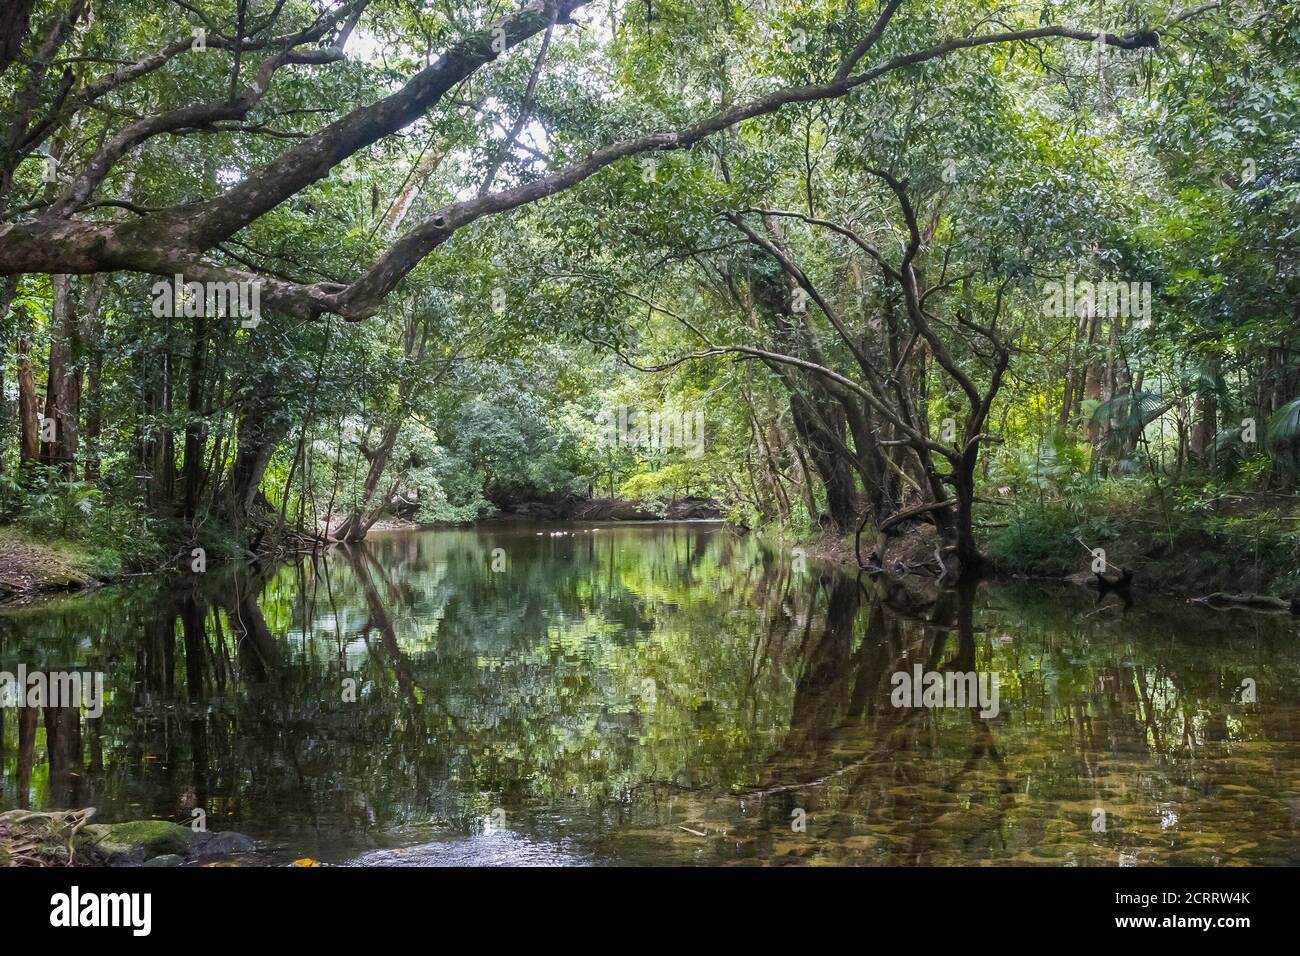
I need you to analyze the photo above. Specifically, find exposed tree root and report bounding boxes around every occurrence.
[0,807,98,867]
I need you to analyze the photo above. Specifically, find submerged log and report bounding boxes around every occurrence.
[1190,592,1300,614]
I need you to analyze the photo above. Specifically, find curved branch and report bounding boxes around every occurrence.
[175,0,588,248]
[328,22,1158,318]
[0,14,1162,320]
[14,2,365,159]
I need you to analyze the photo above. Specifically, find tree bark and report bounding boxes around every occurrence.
[1191,355,1219,468]
[182,311,209,520]
[1083,311,1103,447]
[40,275,80,474]
[224,384,288,530]
[16,305,39,465]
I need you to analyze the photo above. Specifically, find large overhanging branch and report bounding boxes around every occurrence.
[836,0,908,81]
[7,0,580,223]
[0,0,37,80]
[0,1,1162,322]
[170,0,588,248]
[325,22,1161,320]
[1,1,367,203]
[0,0,89,193]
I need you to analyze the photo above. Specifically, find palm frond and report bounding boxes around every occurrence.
[1267,397,1300,444]
[1088,390,1166,430]
[1266,398,1300,472]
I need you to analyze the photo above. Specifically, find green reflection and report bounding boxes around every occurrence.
[2,524,1298,866]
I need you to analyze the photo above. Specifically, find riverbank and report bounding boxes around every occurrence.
[984,485,1300,599]
[0,496,729,602]
[0,527,108,602]
[4,488,1296,606]
[0,810,256,867]
[805,487,1300,604]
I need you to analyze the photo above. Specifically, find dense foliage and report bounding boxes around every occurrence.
[1,0,1296,587]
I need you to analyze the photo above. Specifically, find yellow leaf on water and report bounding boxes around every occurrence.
[292,857,320,867]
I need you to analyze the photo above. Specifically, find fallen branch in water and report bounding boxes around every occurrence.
[1189,592,1300,614]
[1074,535,1124,573]
[1073,535,1135,591]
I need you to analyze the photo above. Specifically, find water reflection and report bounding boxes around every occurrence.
[2,523,1298,865]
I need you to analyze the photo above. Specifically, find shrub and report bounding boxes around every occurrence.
[988,504,1079,570]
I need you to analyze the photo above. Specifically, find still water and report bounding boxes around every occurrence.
[2,523,1298,866]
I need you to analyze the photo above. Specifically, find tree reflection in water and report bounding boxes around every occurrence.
[2,523,1297,865]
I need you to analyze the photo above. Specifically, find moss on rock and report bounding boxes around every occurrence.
[84,820,194,858]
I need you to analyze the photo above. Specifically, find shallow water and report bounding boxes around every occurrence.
[2,523,1298,866]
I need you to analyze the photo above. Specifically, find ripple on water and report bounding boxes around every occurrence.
[348,832,594,867]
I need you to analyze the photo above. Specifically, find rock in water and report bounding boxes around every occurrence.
[192,831,257,858]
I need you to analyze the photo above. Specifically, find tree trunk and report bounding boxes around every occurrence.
[83,350,103,479]
[78,275,107,480]
[1191,356,1219,468]
[1060,311,1087,429]
[182,311,209,520]
[159,349,176,503]
[135,349,177,511]
[1083,311,1104,447]
[789,392,857,532]
[40,275,80,474]
[16,308,39,465]
[333,422,401,541]
[332,312,430,541]
[224,388,287,530]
